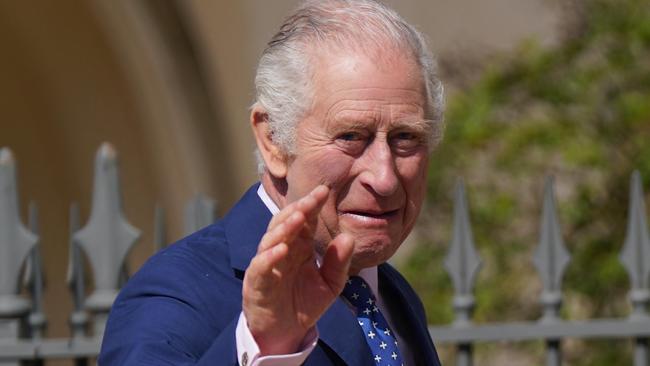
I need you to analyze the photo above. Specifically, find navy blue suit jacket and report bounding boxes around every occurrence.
[99,184,441,365]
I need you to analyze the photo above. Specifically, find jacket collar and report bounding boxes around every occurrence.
[379,264,441,366]
[316,298,375,366]
[223,183,272,272]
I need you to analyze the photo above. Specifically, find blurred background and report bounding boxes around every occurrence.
[1,0,648,365]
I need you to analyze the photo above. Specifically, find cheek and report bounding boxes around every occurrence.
[398,154,429,228]
[307,150,355,185]
[287,149,355,200]
[397,153,429,194]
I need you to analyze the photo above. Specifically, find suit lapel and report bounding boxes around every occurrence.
[378,264,441,366]
[315,298,375,366]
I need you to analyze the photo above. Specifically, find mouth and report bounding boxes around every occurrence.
[339,209,400,225]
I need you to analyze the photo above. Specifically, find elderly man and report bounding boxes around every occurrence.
[99,0,443,365]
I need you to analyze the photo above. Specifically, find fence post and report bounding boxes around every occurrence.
[184,194,216,235]
[153,204,166,252]
[0,148,38,365]
[73,143,141,337]
[444,179,482,366]
[25,203,46,366]
[533,176,571,366]
[66,202,91,366]
[25,202,46,345]
[67,202,89,338]
[620,171,650,366]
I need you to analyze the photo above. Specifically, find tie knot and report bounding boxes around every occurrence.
[342,276,375,308]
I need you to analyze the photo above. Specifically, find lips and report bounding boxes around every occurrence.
[339,209,400,226]
[344,209,399,218]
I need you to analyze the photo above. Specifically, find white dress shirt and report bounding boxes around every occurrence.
[234,184,413,365]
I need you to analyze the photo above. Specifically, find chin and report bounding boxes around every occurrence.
[349,234,400,270]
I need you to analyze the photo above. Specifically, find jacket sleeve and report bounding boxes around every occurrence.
[98,233,244,366]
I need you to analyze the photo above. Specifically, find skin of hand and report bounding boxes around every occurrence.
[242,185,355,355]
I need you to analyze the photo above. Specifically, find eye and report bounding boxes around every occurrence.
[390,131,425,153]
[338,132,364,141]
[335,131,369,155]
[395,131,416,140]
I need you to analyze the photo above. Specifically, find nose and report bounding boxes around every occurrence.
[359,138,399,197]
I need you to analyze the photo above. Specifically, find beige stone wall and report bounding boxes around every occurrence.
[0,1,559,363]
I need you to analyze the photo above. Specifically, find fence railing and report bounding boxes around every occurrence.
[428,176,650,366]
[1,143,649,365]
[0,143,215,365]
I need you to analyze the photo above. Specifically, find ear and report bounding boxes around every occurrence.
[250,105,289,178]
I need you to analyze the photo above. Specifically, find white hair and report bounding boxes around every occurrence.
[253,0,444,173]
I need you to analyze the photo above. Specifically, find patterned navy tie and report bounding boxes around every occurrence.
[341,276,404,366]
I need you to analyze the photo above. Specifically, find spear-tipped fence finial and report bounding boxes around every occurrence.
[73,143,141,316]
[184,194,216,235]
[532,176,571,366]
[533,176,571,322]
[620,170,650,320]
[0,147,38,317]
[445,178,482,326]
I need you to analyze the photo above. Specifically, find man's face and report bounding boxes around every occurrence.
[284,50,431,273]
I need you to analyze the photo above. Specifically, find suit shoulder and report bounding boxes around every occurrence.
[145,221,231,278]
[115,219,242,320]
[104,220,242,360]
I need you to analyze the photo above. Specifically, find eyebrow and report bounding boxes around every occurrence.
[327,111,378,132]
[390,119,432,132]
[327,117,434,136]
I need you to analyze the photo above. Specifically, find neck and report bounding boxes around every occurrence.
[260,172,288,209]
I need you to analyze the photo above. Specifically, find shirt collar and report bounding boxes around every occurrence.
[357,266,379,297]
[257,183,280,215]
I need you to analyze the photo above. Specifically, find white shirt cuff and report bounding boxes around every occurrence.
[235,312,318,366]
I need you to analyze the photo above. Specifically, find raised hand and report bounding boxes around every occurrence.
[242,185,355,355]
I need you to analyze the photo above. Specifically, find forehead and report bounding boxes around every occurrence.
[311,48,425,96]
[307,49,427,124]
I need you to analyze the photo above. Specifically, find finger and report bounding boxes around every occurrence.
[246,242,289,291]
[279,185,328,255]
[257,210,306,253]
[266,199,301,232]
[290,185,328,241]
[300,185,329,226]
[319,233,355,295]
[265,185,328,240]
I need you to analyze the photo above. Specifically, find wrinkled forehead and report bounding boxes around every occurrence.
[307,46,426,106]
[309,37,420,74]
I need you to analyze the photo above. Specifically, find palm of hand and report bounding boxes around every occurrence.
[242,185,354,355]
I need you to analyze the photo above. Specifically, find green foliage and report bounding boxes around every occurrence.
[402,0,650,364]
